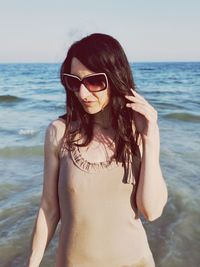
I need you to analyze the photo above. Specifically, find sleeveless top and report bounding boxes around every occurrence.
[55,117,155,267]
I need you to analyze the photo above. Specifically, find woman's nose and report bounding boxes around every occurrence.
[78,84,91,99]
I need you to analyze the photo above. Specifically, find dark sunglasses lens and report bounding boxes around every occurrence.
[84,74,107,91]
[64,76,80,92]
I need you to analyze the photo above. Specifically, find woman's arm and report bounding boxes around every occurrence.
[126,90,168,221]
[26,120,65,267]
[136,124,168,221]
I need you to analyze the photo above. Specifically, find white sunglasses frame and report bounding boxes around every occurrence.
[62,72,108,92]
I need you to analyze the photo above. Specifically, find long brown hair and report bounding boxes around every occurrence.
[60,33,142,208]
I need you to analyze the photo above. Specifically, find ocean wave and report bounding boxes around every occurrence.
[18,129,38,136]
[164,112,200,122]
[138,68,154,71]
[0,127,16,135]
[0,145,43,157]
[0,95,24,103]
[0,127,39,137]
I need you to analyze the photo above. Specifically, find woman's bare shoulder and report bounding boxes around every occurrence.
[46,117,79,154]
[47,118,67,141]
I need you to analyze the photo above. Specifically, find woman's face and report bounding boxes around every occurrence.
[70,57,111,114]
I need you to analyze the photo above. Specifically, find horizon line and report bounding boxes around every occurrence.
[1,60,200,64]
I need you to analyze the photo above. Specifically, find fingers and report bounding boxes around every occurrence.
[126,102,157,121]
[125,90,154,111]
[125,94,145,106]
[125,89,147,103]
[125,89,158,122]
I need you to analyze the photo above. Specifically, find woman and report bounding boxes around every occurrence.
[27,33,168,267]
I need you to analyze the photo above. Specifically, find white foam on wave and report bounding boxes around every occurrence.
[18,129,38,136]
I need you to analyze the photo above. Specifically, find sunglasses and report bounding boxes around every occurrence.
[62,72,108,92]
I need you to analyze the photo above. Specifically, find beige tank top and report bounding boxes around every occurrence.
[55,143,155,267]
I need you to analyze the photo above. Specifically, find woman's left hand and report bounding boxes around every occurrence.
[125,89,158,141]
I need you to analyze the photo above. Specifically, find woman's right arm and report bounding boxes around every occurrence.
[26,120,65,267]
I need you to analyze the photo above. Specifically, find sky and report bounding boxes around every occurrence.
[0,0,200,63]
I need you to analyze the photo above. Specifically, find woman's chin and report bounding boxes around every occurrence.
[82,101,110,115]
[83,106,102,114]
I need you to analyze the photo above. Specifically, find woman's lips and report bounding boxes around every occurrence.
[82,100,96,106]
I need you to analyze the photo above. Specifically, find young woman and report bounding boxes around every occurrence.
[27,33,168,267]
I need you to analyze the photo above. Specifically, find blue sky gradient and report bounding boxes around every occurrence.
[0,0,199,62]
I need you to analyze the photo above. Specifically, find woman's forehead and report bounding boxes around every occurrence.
[70,57,95,77]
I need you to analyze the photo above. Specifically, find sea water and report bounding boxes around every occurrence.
[0,62,200,267]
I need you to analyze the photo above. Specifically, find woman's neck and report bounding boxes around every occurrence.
[92,104,111,130]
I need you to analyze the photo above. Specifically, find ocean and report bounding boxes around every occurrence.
[0,62,200,267]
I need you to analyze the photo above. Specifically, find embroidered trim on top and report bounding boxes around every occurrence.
[70,145,119,173]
